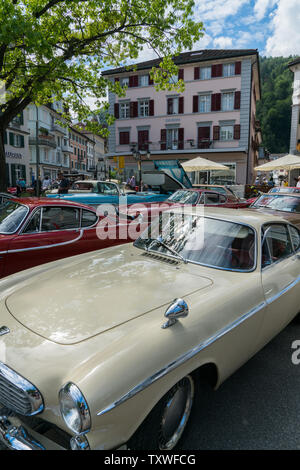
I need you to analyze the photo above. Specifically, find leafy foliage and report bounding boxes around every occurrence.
[0,0,203,190]
[256,55,297,154]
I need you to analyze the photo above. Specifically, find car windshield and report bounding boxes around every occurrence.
[134,213,256,271]
[252,194,300,213]
[0,201,28,234]
[167,190,199,204]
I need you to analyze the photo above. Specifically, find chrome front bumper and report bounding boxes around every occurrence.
[0,412,45,450]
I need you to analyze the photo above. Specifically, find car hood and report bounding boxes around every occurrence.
[4,246,213,345]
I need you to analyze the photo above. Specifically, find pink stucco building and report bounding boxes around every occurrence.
[103,49,261,185]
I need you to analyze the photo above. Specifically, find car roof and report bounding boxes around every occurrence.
[12,197,97,211]
[169,206,296,230]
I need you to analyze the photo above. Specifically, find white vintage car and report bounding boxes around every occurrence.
[0,207,299,450]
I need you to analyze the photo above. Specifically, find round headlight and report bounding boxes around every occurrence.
[59,383,91,435]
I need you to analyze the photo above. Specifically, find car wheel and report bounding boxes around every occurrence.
[128,375,195,450]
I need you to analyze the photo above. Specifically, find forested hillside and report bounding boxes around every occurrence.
[256,56,297,154]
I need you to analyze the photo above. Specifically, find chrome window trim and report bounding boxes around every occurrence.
[97,275,300,417]
[0,203,29,235]
[80,209,99,229]
[261,222,298,271]
[19,206,42,235]
[287,224,300,253]
[0,361,44,416]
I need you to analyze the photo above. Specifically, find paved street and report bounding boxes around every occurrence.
[181,316,300,450]
[1,316,299,451]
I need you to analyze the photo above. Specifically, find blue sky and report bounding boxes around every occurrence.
[138,0,300,62]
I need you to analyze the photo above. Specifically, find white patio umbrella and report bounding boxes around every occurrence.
[181,156,229,172]
[254,154,300,171]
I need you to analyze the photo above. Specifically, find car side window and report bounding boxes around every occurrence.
[97,183,118,195]
[41,207,80,231]
[23,209,41,233]
[289,226,300,252]
[262,224,294,268]
[204,193,220,204]
[81,210,98,228]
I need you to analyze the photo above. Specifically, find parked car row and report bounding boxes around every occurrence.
[0,183,299,451]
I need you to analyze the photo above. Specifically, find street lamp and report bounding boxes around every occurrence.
[131,143,151,191]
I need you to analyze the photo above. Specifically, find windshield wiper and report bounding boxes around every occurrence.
[148,236,188,263]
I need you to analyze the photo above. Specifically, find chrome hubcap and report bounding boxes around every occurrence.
[159,376,194,450]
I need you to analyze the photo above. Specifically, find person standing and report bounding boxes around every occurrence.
[42,176,51,192]
[58,173,70,194]
[296,176,300,188]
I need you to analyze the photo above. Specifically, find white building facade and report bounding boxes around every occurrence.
[28,102,72,182]
[4,111,30,186]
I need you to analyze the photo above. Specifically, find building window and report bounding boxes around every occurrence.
[167,128,178,150]
[139,100,149,117]
[140,75,149,87]
[167,97,179,115]
[220,125,234,141]
[168,73,178,84]
[199,94,211,113]
[222,92,234,111]
[223,63,235,77]
[120,102,130,119]
[121,77,129,87]
[200,67,211,80]
[119,131,130,145]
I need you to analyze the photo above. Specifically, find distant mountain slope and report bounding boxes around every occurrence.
[257,55,297,153]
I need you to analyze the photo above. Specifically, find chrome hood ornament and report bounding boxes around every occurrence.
[0,327,10,337]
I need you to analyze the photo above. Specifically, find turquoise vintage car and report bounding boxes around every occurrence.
[46,180,170,206]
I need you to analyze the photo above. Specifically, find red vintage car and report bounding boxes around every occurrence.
[125,188,253,222]
[0,198,146,278]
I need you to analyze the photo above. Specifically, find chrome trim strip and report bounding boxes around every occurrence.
[0,229,83,254]
[97,301,266,416]
[265,276,300,305]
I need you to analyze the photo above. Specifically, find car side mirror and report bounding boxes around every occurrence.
[162,298,189,329]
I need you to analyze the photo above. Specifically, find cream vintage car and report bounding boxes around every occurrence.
[0,207,299,450]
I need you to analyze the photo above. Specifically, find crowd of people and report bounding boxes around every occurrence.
[15,173,71,196]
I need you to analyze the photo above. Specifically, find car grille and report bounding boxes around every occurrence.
[0,362,43,416]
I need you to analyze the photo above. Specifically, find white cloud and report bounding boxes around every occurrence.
[264,0,300,56]
[254,0,278,21]
[194,0,249,21]
[213,36,233,48]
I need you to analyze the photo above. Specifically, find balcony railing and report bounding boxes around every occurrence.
[51,122,67,134]
[61,143,73,153]
[125,139,216,152]
[29,135,57,148]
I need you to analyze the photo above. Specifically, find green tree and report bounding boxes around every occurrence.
[0,0,203,191]
[257,56,296,154]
